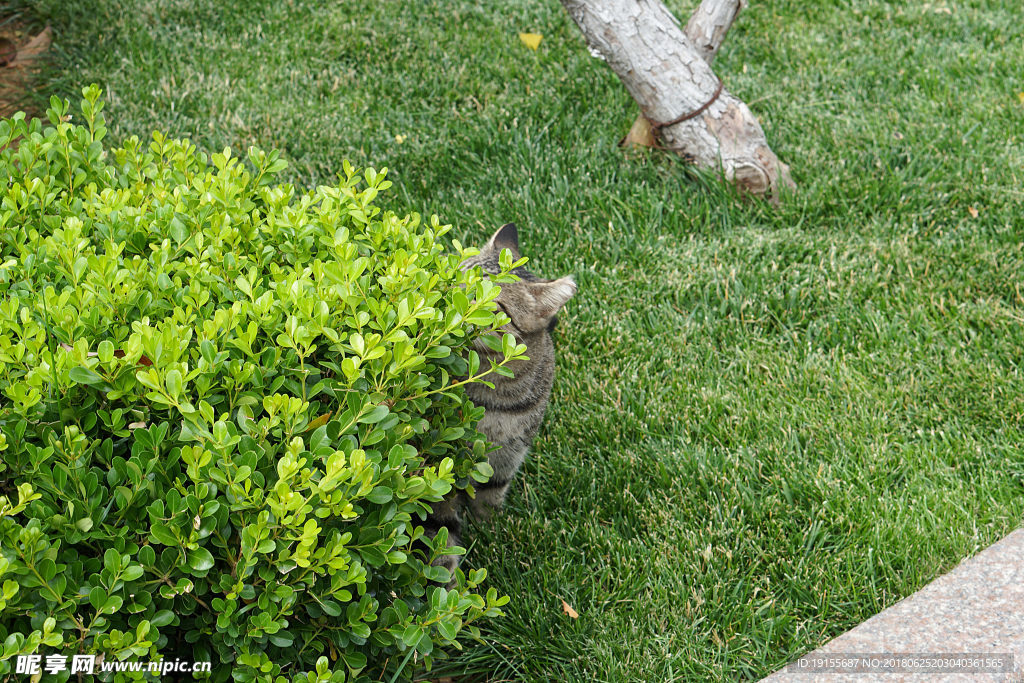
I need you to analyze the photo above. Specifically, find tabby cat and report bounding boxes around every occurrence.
[424,223,576,574]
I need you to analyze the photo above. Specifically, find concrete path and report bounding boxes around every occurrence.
[762,528,1024,682]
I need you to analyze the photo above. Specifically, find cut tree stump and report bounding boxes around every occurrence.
[561,0,793,201]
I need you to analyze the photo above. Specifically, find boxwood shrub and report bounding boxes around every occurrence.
[0,86,526,681]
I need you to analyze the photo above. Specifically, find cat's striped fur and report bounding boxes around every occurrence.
[424,223,576,575]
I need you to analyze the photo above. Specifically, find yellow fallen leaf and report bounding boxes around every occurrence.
[1017,92,1024,105]
[560,599,579,619]
[518,33,543,51]
[968,206,979,218]
[394,134,407,144]
[11,26,52,65]
[620,113,655,149]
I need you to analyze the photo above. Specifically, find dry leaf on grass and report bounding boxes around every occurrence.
[968,206,979,218]
[0,25,53,117]
[518,32,542,51]
[620,113,655,149]
[560,599,579,619]
[9,25,52,66]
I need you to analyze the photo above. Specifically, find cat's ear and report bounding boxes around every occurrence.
[487,223,520,258]
[530,276,576,318]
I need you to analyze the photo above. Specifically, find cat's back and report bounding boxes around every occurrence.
[467,328,556,445]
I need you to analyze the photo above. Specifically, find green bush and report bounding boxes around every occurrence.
[0,86,526,681]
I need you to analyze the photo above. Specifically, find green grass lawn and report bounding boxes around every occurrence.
[22,0,1024,679]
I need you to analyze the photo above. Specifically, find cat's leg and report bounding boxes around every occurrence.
[468,440,528,518]
[423,495,463,577]
[469,477,511,518]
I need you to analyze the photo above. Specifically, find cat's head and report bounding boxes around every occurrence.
[462,223,576,339]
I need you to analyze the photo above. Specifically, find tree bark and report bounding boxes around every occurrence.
[685,0,744,65]
[562,0,793,200]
